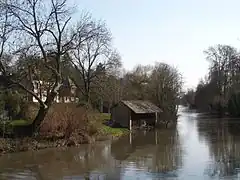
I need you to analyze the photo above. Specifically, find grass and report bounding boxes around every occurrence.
[97,113,129,137]
[0,119,32,135]
[10,119,32,126]
[98,113,111,122]
[100,125,129,137]
[0,119,32,127]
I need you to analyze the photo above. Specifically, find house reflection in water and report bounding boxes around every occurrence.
[111,128,182,173]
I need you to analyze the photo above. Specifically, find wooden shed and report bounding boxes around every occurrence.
[111,100,163,130]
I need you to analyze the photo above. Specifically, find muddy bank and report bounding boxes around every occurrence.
[0,133,127,155]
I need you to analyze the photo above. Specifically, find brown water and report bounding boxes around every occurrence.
[1,106,240,179]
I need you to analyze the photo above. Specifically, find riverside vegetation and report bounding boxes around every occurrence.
[0,102,128,154]
[0,0,182,154]
[181,44,240,117]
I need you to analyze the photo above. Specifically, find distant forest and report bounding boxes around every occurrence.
[181,44,240,117]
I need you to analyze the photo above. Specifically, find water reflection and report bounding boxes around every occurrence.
[1,107,240,179]
[111,128,182,174]
[0,142,116,179]
[197,114,240,178]
[0,129,182,179]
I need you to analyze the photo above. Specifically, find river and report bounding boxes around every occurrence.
[1,106,240,179]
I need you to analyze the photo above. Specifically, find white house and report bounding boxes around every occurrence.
[32,78,79,103]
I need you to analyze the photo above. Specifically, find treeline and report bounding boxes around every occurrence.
[0,0,182,133]
[119,63,182,120]
[181,44,240,117]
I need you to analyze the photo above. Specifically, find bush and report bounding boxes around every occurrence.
[0,89,30,121]
[18,102,39,122]
[4,91,22,119]
[39,103,100,143]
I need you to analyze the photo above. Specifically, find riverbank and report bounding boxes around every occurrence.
[0,124,129,155]
[0,104,129,155]
[0,128,129,154]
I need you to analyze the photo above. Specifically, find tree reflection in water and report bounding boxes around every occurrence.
[111,127,183,176]
[197,114,240,178]
[0,141,118,179]
[0,108,196,180]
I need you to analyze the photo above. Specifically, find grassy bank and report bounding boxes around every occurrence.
[97,113,129,137]
[0,105,129,154]
[99,126,129,137]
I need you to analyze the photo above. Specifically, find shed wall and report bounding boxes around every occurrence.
[111,103,130,128]
[131,113,156,126]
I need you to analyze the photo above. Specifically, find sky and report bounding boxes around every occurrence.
[72,0,240,90]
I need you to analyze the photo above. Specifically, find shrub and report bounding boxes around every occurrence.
[0,89,30,121]
[4,91,22,119]
[39,103,100,143]
[18,102,39,122]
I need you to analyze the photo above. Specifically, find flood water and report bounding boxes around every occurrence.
[2,106,240,179]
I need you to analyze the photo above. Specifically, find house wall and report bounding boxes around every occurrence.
[32,80,78,103]
[111,103,131,128]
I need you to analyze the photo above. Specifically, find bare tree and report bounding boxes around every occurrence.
[120,63,182,124]
[149,63,182,121]
[0,0,80,132]
[70,18,121,103]
[0,3,12,75]
[122,65,152,100]
[204,45,238,115]
[205,45,237,97]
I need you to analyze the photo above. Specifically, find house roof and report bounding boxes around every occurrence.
[121,100,163,114]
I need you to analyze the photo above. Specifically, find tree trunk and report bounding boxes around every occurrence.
[32,106,49,133]
[12,105,49,137]
[31,91,57,134]
[84,91,91,105]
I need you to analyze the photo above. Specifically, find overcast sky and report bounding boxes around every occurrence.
[72,0,240,90]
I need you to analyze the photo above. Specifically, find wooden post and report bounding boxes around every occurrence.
[129,115,132,131]
[155,130,158,145]
[155,112,158,125]
[129,132,132,145]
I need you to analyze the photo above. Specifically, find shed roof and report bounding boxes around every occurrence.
[121,100,163,114]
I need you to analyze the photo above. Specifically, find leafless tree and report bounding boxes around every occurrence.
[204,45,237,99]
[0,0,82,132]
[0,3,12,75]
[121,65,152,100]
[70,18,121,103]
[149,63,182,120]
[201,45,239,115]
[120,63,182,124]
